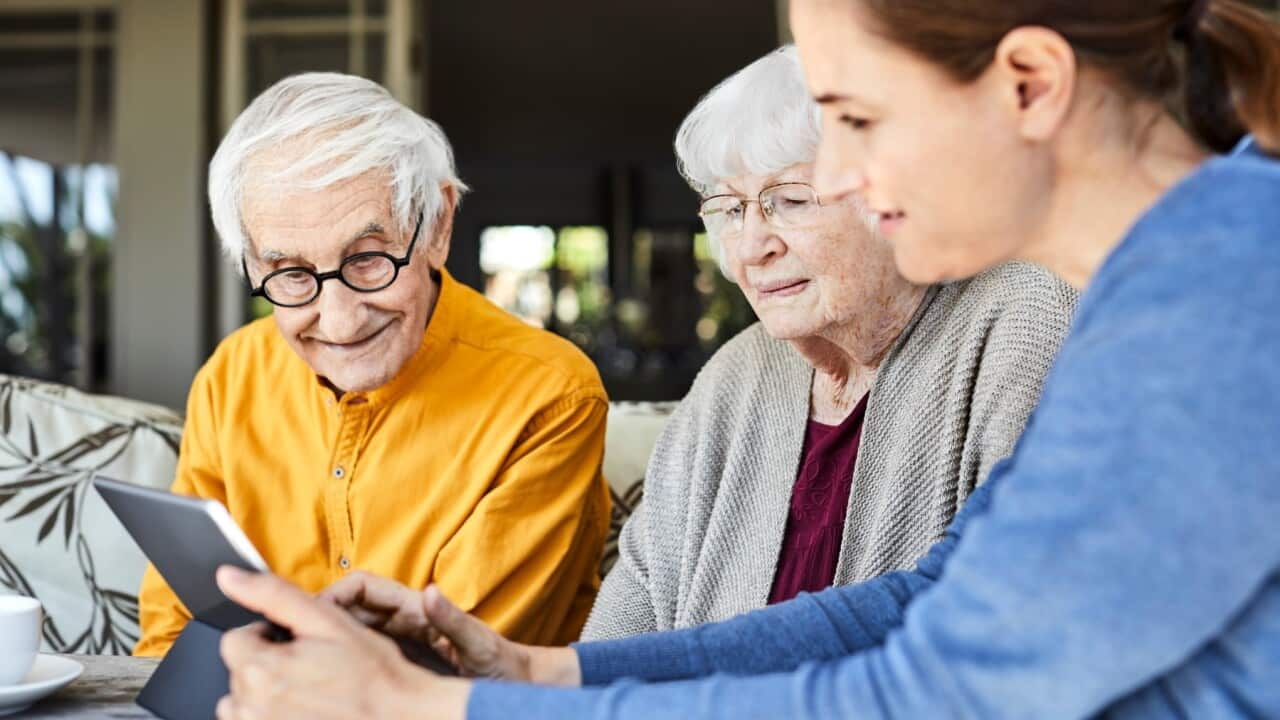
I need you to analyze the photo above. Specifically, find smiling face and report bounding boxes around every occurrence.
[715,164,913,342]
[241,168,454,394]
[790,0,1056,285]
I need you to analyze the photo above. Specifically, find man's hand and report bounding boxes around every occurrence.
[320,571,581,686]
[214,566,470,720]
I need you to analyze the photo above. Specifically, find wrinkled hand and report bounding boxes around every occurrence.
[320,571,580,686]
[214,566,470,720]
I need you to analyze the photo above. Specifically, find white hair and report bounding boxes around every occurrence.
[209,72,468,269]
[676,45,821,194]
[674,45,823,274]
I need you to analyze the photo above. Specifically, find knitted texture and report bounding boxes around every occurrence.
[582,261,1078,640]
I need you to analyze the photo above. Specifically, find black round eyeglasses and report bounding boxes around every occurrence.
[243,212,424,308]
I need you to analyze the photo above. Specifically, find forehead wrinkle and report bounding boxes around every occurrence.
[258,219,389,264]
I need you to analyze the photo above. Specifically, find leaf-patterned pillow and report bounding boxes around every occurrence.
[0,374,181,655]
[599,401,676,576]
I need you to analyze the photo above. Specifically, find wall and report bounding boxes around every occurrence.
[111,0,206,410]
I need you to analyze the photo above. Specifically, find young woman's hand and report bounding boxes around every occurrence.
[320,570,582,686]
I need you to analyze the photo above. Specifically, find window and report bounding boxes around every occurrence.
[479,225,611,344]
[482,223,755,400]
[0,5,115,389]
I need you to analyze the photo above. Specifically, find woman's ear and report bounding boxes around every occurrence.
[425,183,457,268]
[989,26,1077,143]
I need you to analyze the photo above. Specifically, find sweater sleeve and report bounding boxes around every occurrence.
[467,478,986,719]
[470,204,1280,718]
[578,499,659,640]
[960,264,1077,485]
[574,481,974,685]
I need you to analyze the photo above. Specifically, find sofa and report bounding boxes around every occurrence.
[0,373,673,655]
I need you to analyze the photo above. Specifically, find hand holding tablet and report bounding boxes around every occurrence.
[93,477,453,671]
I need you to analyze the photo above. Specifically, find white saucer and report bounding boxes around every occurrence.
[0,654,84,716]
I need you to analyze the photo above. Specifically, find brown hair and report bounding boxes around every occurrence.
[853,0,1280,154]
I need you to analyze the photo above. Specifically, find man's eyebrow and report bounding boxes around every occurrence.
[258,221,387,265]
[349,222,385,244]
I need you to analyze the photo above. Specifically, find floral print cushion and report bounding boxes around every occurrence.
[0,374,181,655]
[600,402,676,575]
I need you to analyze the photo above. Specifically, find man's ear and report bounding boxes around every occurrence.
[425,183,457,269]
[988,26,1077,142]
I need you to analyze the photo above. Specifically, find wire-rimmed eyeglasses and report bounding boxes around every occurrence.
[243,212,424,308]
[697,183,824,238]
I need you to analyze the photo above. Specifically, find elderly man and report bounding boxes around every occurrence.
[133,72,611,656]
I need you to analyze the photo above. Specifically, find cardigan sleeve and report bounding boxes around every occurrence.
[467,478,983,719]
[958,263,1077,487]
[578,498,659,640]
[574,481,971,685]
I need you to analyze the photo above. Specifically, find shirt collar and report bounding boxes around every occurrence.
[1231,135,1259,158]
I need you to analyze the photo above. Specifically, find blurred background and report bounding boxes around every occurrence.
[1,1,1275,410]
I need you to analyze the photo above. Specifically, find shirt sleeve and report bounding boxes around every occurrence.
[134,366,227,657]
[434,390,611,646]
[471,228,1280,718]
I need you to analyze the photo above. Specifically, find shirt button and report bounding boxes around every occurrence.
[333,466,344,479]
[338,555,350,569]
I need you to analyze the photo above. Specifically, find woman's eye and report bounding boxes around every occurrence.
[840,114,872,131]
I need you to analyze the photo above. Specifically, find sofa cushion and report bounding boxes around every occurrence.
[0,374,181,655]
[600,401,676,575]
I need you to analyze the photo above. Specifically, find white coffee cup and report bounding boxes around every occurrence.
[0,595,42,686]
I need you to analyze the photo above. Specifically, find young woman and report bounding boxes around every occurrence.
[211,1,1280,718]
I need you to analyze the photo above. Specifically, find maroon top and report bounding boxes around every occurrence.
[768,392,870,605]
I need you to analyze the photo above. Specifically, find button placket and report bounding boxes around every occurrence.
[326,400,365,578]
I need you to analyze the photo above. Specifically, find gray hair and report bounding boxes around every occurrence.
[209,72,468,268]
[675,45,821,195]
[674,46,822,275]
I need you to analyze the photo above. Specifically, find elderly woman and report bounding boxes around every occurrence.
[583,47,1080,635]
[580,46,1077,638]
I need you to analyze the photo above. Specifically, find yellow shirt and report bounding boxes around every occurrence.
[135,270,610,656]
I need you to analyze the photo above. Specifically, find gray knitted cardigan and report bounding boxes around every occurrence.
[582,261,1078,640]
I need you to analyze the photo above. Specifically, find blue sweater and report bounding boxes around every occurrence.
[468,140,1280,719]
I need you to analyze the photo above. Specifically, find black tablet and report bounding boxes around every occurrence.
[94,477,268,629]
[94,477,459,676]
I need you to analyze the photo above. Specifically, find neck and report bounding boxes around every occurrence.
[1020,107,1208,289]
[791,283,927,420]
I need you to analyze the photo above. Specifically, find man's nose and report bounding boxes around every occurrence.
[314,280,371,342]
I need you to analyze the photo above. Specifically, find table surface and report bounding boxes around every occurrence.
[22,654,159,719]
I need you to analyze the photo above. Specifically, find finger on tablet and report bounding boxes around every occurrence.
[217,566,344,637]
